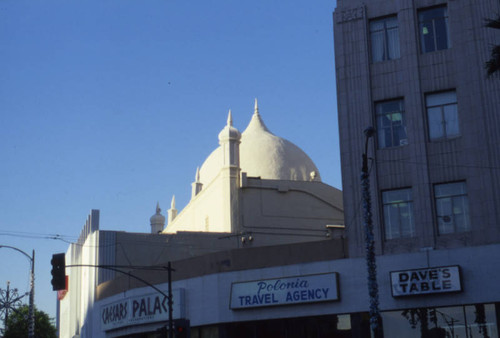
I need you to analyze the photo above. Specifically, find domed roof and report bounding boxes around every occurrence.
[150,202,166,224]
[199,101,321,185]
[218,110,241,143]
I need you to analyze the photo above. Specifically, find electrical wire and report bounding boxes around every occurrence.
[0,230,77,241]
[375,157,500,171]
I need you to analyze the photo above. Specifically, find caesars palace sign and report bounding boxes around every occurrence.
[100,289,184,331]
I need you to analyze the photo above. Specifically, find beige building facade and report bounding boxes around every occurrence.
[58,102,345,337]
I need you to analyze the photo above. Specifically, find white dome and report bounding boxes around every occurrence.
[239,111,321,181]
[199,147,223,185]
[199,104,321,185]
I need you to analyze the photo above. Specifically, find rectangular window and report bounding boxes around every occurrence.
[418,6,450,53]
[426,91,459,140]
[375,99,408,148]
[382,188,415,239]
[370,16,401,62]
[434,182,470,234]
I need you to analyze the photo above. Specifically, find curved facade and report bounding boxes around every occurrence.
[58,101,345,338]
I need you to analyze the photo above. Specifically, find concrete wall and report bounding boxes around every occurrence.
[96,239,348,300]
[239,177,344,244]
[92,243,500,337]
[166,175,344,246]
[59,211,118,338]
[166,170,227,233]
[334,0,500,257]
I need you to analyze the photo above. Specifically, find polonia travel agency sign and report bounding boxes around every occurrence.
[390,265,462,297]
[100,289,184,331]
[230,273,339,309]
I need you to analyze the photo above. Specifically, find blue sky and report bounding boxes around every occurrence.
[0,0,340,319]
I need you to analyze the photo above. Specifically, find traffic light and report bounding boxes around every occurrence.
[174,319,190,338]
[51,253,66,291]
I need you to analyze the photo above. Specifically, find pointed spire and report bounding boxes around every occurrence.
[192,168,203,198]
[196,167,201,182]
[150,201,165,234]
[218,108,241,143]
[168,195,178,225]
[243,98,270,134]
[171,195,176,209]
[227,109,233,126]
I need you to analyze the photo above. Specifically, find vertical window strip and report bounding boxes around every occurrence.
[382,188,415,240]
[375,99,408,148]
[434,182,470,234]
[425,91,458,140]
[418,6,449,53]
[370,16,400,62]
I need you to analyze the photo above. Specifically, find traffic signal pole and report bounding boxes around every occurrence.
[61,261,176,337]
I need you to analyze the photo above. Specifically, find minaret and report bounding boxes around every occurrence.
[167,195,178,225]
[191,167,203,199]
[218,110,241,167]
[150,202,165,234]
[217,109,242,232]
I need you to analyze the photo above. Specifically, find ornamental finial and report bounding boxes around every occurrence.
[254,98,259,115]
[227,109,233,126]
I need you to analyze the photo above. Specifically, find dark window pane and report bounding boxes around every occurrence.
[375,99,407,148]
[387,27,400,59]
[434,18,449,50]
[420,22,436,52]
[370,16,400,62]
[371,30,386,62]
[434,182,470,234]
[419,6,449,53]
[383,188,414,239]
[426,91,458,140]
[444,104,459,137]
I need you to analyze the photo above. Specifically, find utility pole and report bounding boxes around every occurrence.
[0,246,35,338]
[361,127,382,338]
[5,281,10,328]
[63,261,177,337]
[28,250,35,338]
[168,261,173,338]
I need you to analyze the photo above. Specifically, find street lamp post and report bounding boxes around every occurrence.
[0,246,35,338]
[361,127,382,337]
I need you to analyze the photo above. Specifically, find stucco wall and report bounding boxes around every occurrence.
[92,243,500,337]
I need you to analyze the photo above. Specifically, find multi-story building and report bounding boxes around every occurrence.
[335,0,500,256]
[334,0,500,336]
[57,1,500,337]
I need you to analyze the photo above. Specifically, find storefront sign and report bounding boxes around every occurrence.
[100,289,184,331]
[230,273,339,309]
[390,266,462,297]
